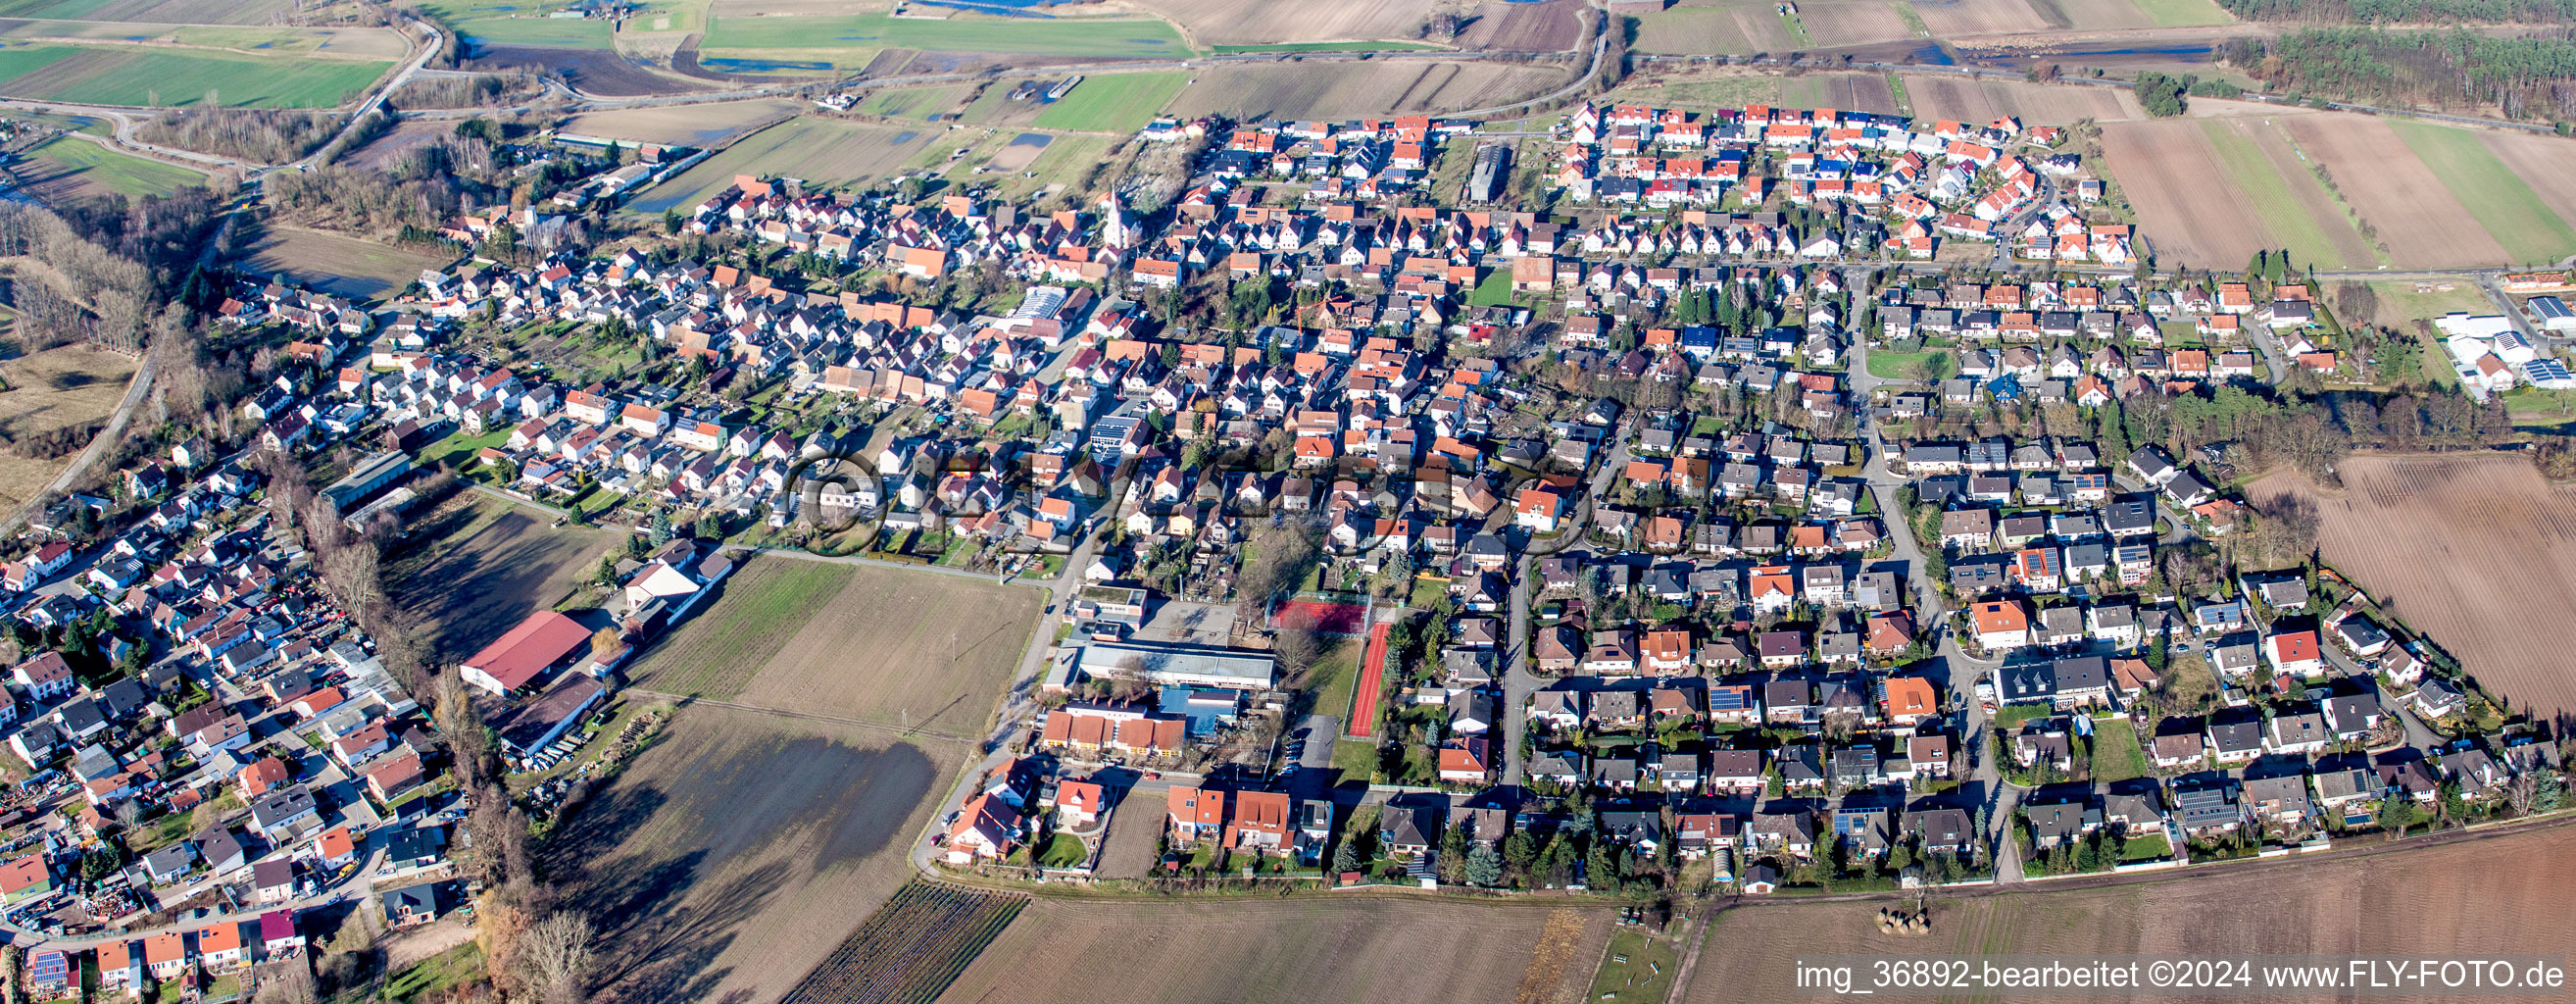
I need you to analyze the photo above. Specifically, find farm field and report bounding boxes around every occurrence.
[1628,7,1791,54]
[545,703,956,1004]
[2388,121,2576,267]
[1453,0,1587,51]
[0,45,391,107]
[1033,73,1188,132]
[1898,74,2141,125]
[622,557,854,701]
[467,45,697,96]
[383,494,619,666]
[2250,454,2576,721]
[1126,0,1433,47]
[1161,61,1565,120]
[934,900,1614,1004]
[1796,0,1917,47]
[0,0,296,23]
[2480,129,2576,233]
[238,225,454,302]
[776,883,1025,1004]
[0,342,130,513]
[1683,822,2576,998]
[1906,0,2051,36]
[12,134,204,199]
[451,16,614,50]
[728,561,1039,734]
[628,556,1039,734]
[856,82,973,120]
[563,98,802,146]
[2197,118,2370,270]
[623,117,935,216]
[701,11,1190,59]
[2256,116,2497,269]
[0,22,410,57]
[2098,118,2273,270]
[1777,72,1901,114]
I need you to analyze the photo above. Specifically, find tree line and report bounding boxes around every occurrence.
[2223,27,2576,123]
[2214,0,2576,22]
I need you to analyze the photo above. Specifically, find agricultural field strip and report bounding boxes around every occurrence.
[2388,121,2576,267]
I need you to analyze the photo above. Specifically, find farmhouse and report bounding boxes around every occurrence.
[462,611,598,696]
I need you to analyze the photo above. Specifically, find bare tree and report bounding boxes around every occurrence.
[515,911,598,1004]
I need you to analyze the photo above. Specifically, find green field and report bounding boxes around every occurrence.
[624,557,855,699]
[2088,718,2150,783]
[1211,40,1447,53]
[2127,0,2237,26]
[1467,269,1513,307]
[451,17,614,49]
[857,83,970,120]
[1033,72,1187,131]
[0,44,390,107]
[1590,929,1681,1003]
[2200,120,2358,272]
[704,12,1190,58]
[2390,122,2576,267]
[19,135,203,196]
[2366,280,2493,325]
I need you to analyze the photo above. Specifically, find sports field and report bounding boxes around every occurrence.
[1033,73,1187,132]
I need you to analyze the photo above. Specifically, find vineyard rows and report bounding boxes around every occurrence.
[777,881,1030,1004]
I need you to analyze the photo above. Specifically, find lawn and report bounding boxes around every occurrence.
[382,941,484,1003]
[1864,348,1946,381]
[19,135,203,196]
[2199,120,2353,273]
[2126,0,2237,26]
[1033,72,1188,132]
[1306,639,1362,731]
[1466,269,1514,307]
[2390,122,2576,267]
[703,12,1189,58]
[2501,385,2576,427]
[1332,738,1378,781]
[1036,832,1089,868]
[1588,928,1680,1003]
[2119,831,2173,862]
[2088,718,2151,783]
[418,427,512,473]
[451,17,614,49]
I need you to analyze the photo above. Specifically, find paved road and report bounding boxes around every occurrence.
[1501,551,1536,786]
[1850,326,2020,881]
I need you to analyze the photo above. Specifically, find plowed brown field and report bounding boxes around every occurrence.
[2252,454,2576,720]
[1903,74,2143,124]
[1455,0,1587,51]
[1162,61,1566,119]
[1908,0,2052,36]
[1685,821,2576,999]
[2100,117,2267,269]
[2278,116,2508,270]
[934,900,1613,1004]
